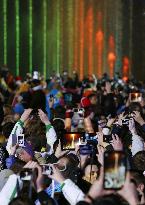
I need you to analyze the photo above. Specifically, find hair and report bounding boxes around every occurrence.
[131,171,145,186]
[129,102,143,116]
[2,122,15,139]
[25,115,46,146]
[10,159,26,174]
[53,106,66,119]
[60,154,80,182]
[93,194,128,205]
[132,151,145,172]
[3,104,14,116]
[9,196,35,205]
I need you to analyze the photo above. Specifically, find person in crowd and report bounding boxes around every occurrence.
[0,68,144,205]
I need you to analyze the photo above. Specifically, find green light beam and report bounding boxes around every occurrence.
[29,0,32,74]
[16,0,19,76]
[43,0,47,78]
[3,0,7,65]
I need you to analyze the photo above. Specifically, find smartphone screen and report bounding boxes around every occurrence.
[41,164,53,175]
[20,168,33,181]
[104,151,126,190]
[17,134,25,147]
[130,93,142,102]
[12,134,17,147]
[85,133,98,144]
[62,132,84,150]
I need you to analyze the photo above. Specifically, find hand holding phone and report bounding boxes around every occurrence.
[41,164,53,175]
[129,93,142,102]
[61,132,84,150]
[17,134,25,147]
[104,151,126,190]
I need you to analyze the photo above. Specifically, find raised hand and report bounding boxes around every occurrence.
[38,109,50,125]
[20,108,33,123]
[111,134,123,151]
[96,145,105,166]
[48,164,65,184]
[84,167,114,202]
[97,131,104,146]
[55,139,69,158]
[132,111,145,126]
[118,172,139,205]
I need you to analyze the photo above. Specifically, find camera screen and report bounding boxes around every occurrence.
[104,151,126,190]
[130,93,142,102]
[17,134,24,147]
[20,169,32,181]
[42,164,52,175]
[62,132,84,150]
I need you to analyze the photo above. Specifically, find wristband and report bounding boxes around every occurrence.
[46,124,53,132]
[60,182,65,190]
[18,119,24,128]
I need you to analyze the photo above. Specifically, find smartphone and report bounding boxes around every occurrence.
[20,168,33,181]
[104,151,126,190]
[85,133,98,144]
[122,118,130,125]
[130,93,142,102]
[61,132,84,150]
[17,134,25,147]
[33,71,39,80]
[41,164,53,175]
[103,135,112,143]
[12,133,17,147]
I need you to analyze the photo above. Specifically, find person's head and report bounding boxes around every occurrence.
[10,159,26,174]
[57,154,79,182]
[131,171,145,195]
[16,142,34,163]
[53,106,66,119]
[3,104,13,116]
[83,164,99,184]
[16,148,33,162]
[9,196,35,205]
[88,93,97,105]
[93,194,128,205]
[132,151,145,173]
[129,102,143,115]
[2,122,15,139]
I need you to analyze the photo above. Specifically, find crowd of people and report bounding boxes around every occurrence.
[0,67,145,205]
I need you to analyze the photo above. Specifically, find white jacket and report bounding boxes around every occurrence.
[0,174,22,205]
[6,121,57,155]
[131,132,144,156]
[62,179,85,205]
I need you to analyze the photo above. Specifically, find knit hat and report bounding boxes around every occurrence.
[22,141,34,157]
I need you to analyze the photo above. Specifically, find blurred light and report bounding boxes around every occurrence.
[3,0,7,65]
[29,0,33,74]
[43,0,47,78]
[16,0,19,76]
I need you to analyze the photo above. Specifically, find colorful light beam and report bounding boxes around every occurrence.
[29,0,33,74]
[3,0,7,65]
[15,0,19,76]
[43,0,47,78]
